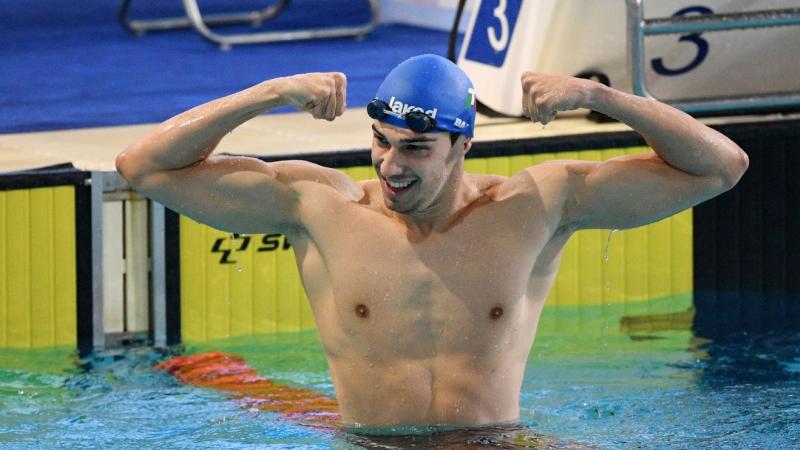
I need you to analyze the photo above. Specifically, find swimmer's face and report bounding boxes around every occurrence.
[371,121,468,215]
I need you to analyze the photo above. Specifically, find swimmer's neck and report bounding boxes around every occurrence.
[388,172,481,235]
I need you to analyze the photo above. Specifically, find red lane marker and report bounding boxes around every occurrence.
[155,351,340,428]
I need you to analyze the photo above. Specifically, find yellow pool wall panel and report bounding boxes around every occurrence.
[0,186,77,349]
[180,224,314,342]
[179,147,692,341]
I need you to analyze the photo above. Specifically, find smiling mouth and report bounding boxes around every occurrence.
[382,177,418,195]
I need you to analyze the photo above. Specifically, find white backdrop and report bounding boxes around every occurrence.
[457,0,800,116]
[379,0,475,31]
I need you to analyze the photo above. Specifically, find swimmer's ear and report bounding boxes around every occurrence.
[450,134,471,153]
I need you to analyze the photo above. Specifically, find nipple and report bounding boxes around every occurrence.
[490,307,504,320]
[355,304,370,318]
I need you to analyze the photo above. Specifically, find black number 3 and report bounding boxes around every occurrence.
[651,6,713,76]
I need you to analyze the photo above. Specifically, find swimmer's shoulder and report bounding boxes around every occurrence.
[465,172,507,190]
[355,179,383,206]
[272,160,367,203]
[485,160,573,201]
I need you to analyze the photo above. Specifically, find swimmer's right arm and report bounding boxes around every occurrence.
[115,72,352,233]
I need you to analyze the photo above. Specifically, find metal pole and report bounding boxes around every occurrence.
[150,201,167,348]
[626,0,653,99]
[90,172,105,352]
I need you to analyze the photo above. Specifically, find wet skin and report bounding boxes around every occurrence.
[280,121,574,426]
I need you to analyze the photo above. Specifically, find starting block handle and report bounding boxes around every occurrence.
[626,0,800,113]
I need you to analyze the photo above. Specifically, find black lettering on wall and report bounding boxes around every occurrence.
[259,234,281,252]
[210,234,291,263]
[211,237,236,264]
[232,233,251,251]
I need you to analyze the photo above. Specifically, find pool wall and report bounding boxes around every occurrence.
[0,168,88,349]
[692,119,800,338]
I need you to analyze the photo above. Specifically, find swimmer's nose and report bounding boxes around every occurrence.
[379,147,405,177]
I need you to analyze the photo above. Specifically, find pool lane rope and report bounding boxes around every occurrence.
[155,351,340,428]
[155,352,568,447]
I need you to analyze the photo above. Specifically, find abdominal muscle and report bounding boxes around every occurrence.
[307,281,544,427]
[327,348,529,427]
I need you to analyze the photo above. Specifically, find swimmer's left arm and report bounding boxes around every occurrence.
[519,72,749,230]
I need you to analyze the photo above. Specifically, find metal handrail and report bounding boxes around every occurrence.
[626,0,800,114]
[119,0,380,50]
[118,0,289,35]
[645,8,800,35]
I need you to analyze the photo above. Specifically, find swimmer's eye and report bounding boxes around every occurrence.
[373,135,390,148]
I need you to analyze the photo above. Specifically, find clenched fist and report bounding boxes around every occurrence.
[277,72,347,121]
[520,72,601,125]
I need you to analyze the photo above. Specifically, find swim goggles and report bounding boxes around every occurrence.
[366,98,443,134]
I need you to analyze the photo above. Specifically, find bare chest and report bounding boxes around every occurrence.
[303,206,548,361]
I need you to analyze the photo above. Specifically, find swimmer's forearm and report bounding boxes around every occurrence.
[586,85,749,186]
[117,79,286,182]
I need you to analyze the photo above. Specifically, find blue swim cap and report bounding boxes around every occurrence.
[374,54,476,138]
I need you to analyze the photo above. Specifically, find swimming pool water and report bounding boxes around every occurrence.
[1,299,799,449]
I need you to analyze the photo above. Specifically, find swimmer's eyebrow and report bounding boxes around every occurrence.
[371,125,436,144]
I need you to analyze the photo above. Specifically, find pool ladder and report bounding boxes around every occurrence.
[626,0,800,114]
[118,0,380,50]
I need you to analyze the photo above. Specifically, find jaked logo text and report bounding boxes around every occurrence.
[388,96,437,118]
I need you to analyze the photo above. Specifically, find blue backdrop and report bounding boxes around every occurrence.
[0,0,451,133]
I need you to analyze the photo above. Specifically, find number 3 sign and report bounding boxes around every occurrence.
[465,0,523,67]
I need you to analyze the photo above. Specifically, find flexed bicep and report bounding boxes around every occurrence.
[133,155,301,234]
[132,156,363,234]
[559,152,727,230]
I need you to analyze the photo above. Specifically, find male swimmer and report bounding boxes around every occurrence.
[116,54,748,430]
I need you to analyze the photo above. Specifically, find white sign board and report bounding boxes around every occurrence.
[458,0,800,116]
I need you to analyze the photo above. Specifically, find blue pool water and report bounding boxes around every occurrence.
[1,301,799,449]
